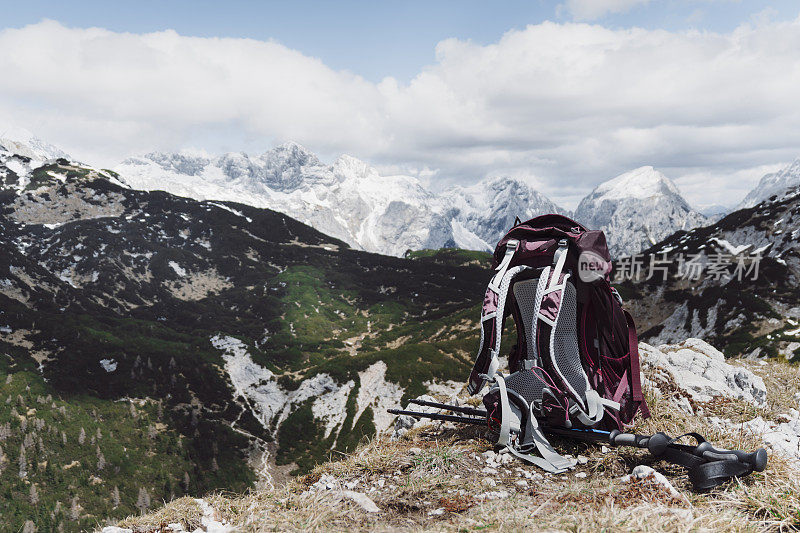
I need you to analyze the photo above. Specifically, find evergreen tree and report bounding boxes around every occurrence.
[18,442,27,479]
[97,446,106,471]
[136,487,151,514]
[70,497,80,521]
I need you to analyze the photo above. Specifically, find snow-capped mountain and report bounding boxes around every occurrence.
[0,128,74,191]
[0,127,70,161]
[2,130,712,260]
[117,144,458,257]
[116,144,567,256]
[737,158,800,210]
[442,177,569,252]
[573,166,706,258]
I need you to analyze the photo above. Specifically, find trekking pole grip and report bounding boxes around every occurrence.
[694,441,768,472]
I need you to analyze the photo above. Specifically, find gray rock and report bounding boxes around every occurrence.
[640,338,766,407]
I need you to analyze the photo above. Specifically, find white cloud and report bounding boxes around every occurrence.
[558,0,651,21]
[1,17,800,209]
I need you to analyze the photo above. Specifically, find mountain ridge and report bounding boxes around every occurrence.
[737,158,800,210]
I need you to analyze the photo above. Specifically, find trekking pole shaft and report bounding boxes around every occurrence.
[387,409,486,426]
[407,398,488,417]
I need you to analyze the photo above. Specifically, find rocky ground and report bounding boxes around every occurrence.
[101,339,800,532]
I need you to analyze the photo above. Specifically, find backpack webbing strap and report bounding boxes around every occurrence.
[623,310,650,418]
[569,389,619,426]
[519,402,576,472]
[495,375,574,474]
[548,239,568,291]
[489,239,519,293]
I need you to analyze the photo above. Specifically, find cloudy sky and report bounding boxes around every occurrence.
[1,0,799,210]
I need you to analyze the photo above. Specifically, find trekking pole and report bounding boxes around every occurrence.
[542,427,767,472]
[388,406,767,490]
[387,408,486,426]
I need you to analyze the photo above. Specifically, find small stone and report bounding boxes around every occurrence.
[476,490,510,501]
[342,491,380,513]
[574,472,587,479]
[409,447,423,456]
[601,446,610,454]
[453,474,461,479]
[311,473,339,491]
[428,508,446,516]
[577,455,589,465]
[620,465,684,501]
[515,480,527,487]
[345,480,359,490]
[482,477,497,487]
[482,467,498,475]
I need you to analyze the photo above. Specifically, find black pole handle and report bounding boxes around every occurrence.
[694,441,768,472]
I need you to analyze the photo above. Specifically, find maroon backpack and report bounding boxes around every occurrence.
[466,214,649,471]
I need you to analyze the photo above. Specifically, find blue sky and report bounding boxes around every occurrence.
[1,1,799,209]
[3,0,797,82]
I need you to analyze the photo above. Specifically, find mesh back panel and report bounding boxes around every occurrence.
[552,276,589,404]
[511,278,546,403]
[504,369,546,405]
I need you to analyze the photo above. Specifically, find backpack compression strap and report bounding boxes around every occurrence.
[493,374,575,473]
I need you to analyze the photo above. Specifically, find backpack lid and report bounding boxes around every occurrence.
[492,214,611,268]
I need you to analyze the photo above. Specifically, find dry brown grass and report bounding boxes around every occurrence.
[107,356,800,533]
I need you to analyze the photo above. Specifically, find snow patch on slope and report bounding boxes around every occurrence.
[212,335,401,441]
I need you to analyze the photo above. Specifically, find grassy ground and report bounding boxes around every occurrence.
[111,356,800,532]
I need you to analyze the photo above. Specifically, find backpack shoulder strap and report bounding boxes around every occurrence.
[467,260,529,395]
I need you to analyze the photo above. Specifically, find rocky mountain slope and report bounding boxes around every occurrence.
[108,337,800,532]
[574,166,707,258]
[0,141,493,530]
[618,183,800,361]
[738,157,800,210]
